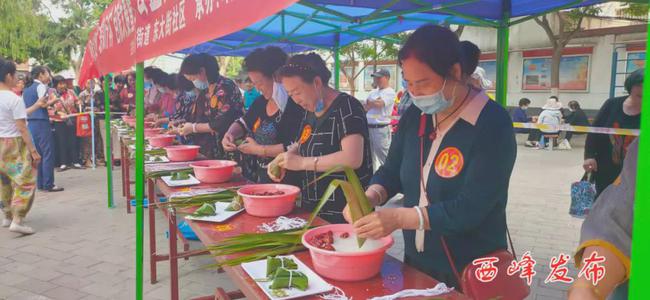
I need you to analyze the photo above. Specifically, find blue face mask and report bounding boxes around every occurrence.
[144,81,153,90]
[157,86,166,93]
[193,79,209,90]
[401,79,407,89]
[409,80,451,115]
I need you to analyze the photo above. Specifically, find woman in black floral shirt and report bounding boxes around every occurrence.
[178,54,244,159]
[222,47,304,183]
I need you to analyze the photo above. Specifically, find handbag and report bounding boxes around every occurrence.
[76,113,92,137]
[417,114,530,300]
[570,172,596,218]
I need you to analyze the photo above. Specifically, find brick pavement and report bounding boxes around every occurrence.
[0,136,589,299]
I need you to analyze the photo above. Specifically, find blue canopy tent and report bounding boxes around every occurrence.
[83,0,647,299]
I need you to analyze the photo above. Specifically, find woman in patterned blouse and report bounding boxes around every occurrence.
[268,53,373,224]
[178,54,244,159]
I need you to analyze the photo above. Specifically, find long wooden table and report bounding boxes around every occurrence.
[187,207,468,299]
[150,174,249,300]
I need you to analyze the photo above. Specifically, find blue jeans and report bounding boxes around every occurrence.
[28,120,55,190]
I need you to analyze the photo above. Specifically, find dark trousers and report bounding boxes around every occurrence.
[28,120,55,190]
[53,120,80,166]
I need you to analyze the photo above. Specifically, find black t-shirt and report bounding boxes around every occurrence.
[296,93,373,224]
[585,96,640,195]
[239,96,304,183]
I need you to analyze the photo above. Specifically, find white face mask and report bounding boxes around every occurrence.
[271,82,289,112]
[409,79,452,115]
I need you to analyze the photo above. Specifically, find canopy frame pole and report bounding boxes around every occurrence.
[90,85,96,169]
[630,13,650,299]
[438,8,499,28]
[134,62,145,300]
[298,0,354,22]
[334,33,341,89]
[361,0,400,23]
[103,75,113,208]
[374,0,479,21]
[495,0,511,107]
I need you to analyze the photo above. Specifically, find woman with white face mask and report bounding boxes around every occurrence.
[178,53,244,159]
[222,47,305,183]
[342,25,517,289]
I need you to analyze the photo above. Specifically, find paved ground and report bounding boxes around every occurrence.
[0,136,588,300]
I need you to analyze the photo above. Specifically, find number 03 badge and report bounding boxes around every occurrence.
[434,147,464,178]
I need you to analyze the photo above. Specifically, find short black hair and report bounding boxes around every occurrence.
[114,75,127,85]
[0,57,17,84]
[52,75,66,87]
[144,66,159,79]
[180,53,220,83]
[244,46,288,78]
[398,25,460,78]
[459,40,481,76]
[161,73,178,90]
[518,98,531,107]
[278,53,331,84]
[30,65,50,81]
[176,73,194,92]
[149,69,167,85]
[549,96,559,101]
[624,68,643,94]
[568,100,581,110]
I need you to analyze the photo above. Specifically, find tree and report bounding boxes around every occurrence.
[0,0,42,62]
[534,7,600,96]
[619,3,649,18]
[51,0,111,76]
[338,33,407,96]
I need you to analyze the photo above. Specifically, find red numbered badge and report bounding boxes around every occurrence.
[434,147,464,178]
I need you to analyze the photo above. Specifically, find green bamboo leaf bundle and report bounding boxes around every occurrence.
[145,167,193,179]
[270,268,308,291]
[206,230,306,267]
[157,189,237,210]
[266,256,298,277]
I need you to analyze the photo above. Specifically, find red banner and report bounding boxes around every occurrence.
[80,0,298,85]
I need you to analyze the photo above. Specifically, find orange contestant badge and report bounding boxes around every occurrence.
[434,147,464,178]
[252,118,261,133]
[299,124,312,144]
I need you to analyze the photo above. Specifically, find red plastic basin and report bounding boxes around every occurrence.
[148,134,175,148]
[190,160,237,184]
[238,184,300,217]
[144,128,163,137]
[302,224,394,281]
[164,145,200,162]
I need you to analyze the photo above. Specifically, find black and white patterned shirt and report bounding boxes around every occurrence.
[297,93,373,224]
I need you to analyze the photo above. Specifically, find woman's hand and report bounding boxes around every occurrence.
[178,122,194,136]
[277,147,306,171]
[353,209,401,240]
[583,159,598,172]
[343,189,381,223]
[222,132,238,152]
[238,137,262,156]
[30,148,41,166]
[267,155,286,182]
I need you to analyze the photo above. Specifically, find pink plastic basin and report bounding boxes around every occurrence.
[144,128,163,137]
[164,145,200,162]
[144,121,156,128]
[190,160,237,184]
[238,184,300,217]
[148,134,175,148]
[302,224,394,282]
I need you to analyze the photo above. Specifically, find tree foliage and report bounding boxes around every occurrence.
[0,0,42,62]
[534,7,601,95]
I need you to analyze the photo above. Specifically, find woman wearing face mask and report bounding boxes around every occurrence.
[158,75,197,131]
[157,73,178,118]
[222,47,304,183]
[268,53,373,224]
[178,53,244,159]
[143,67,164,116]
[343,25,517,288]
